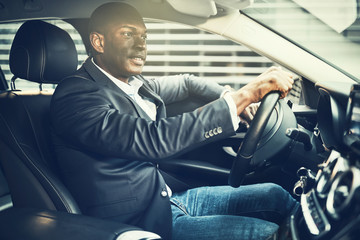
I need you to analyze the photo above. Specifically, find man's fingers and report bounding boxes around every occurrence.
[240,103,260,125]
[239,66,295,104]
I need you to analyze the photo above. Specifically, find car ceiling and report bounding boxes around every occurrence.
[0,0,355,85]
[0,0,244,23]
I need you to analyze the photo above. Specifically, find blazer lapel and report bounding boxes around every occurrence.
[83,58,116,88]
[136,76,167,120]
[83,58,152,121]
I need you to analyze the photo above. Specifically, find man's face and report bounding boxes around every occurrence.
[100,18,147,80]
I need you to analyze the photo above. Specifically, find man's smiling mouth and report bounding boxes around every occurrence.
[129,55,145,66]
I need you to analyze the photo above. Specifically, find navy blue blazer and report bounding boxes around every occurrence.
[50,58,236,239]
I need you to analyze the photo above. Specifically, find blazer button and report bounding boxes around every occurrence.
[161,190,168,197]
[217,127,223,134]
[205,131,210,138]
[209,129,214,137]
[213,128,218,135]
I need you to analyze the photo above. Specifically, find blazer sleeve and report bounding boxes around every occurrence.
[144,74,227,105]
[51,76,236,162]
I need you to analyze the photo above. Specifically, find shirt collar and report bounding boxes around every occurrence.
[91,58,143,95]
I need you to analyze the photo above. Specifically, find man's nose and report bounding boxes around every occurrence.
[134,35,146,50]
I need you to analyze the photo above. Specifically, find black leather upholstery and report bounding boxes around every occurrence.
[0,65,8,90]
[0,208,142,240]
[0,165,11,211]
[0,20,80,213]
[9,20,78,84]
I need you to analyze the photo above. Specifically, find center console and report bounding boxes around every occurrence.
[290,85,360,240]
[291,151,360,240]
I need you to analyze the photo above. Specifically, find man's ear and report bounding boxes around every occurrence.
[90,32,105,54]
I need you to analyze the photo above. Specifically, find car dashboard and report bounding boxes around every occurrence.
[290,82,360,240]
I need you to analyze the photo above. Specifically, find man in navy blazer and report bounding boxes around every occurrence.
[51,2,297,240]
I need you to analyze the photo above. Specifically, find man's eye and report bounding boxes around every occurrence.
[122,32,133,37]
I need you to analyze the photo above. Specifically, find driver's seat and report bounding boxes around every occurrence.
[0,20,80,213]
[0,19,163,240]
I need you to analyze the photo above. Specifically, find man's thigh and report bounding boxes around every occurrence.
[171,204,278,240]
[171,183,298,223]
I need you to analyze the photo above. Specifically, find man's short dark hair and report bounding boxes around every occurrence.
[88,2,143,34]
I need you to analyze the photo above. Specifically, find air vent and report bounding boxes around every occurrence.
[316,157,338,198]
[326,167,360,219]
[316,151,348,198]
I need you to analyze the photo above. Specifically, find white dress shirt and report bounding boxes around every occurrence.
[92,59,239,129]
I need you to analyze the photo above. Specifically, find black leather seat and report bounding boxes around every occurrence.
[0,20,80,213]
[0,20,162,240]
[0,166,11,211]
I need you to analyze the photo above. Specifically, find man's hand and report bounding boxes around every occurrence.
[230,66,294,115]
[240,103,259,127]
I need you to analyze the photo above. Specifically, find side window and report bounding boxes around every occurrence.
[143,21,301,104]
[0,20,301,103]
[0,20,85,90]
[144,21,273,89]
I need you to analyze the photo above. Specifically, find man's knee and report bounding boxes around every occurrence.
[263,183,287,196]
[263,183,298,212]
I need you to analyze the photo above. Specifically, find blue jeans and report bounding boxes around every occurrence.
[170,183,299,240]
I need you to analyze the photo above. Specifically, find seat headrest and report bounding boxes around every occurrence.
[9,20,78,84]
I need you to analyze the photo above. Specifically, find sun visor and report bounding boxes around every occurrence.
[166,0,253,18]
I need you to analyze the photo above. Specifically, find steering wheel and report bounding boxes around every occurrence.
[228,91,280,188]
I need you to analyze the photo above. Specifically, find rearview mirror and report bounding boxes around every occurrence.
[166,0,253,18]
[292,0,357,33]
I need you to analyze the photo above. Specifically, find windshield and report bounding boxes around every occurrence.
[243,0,360,82]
